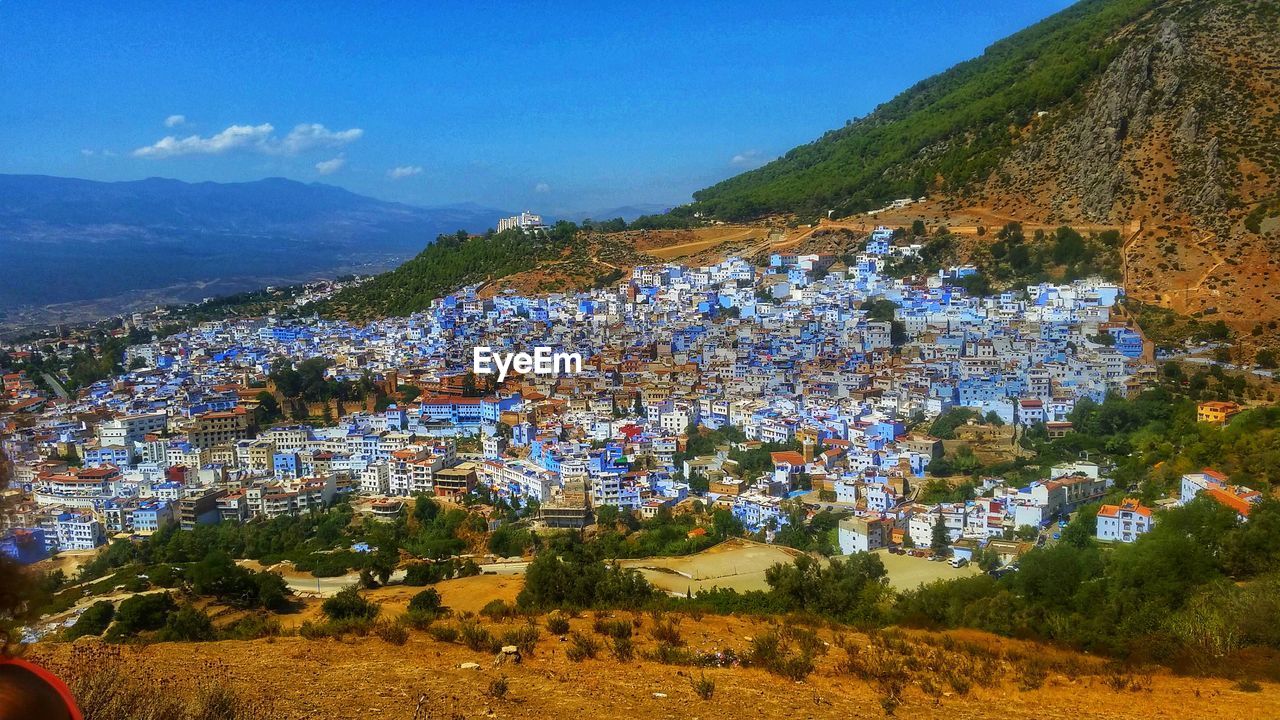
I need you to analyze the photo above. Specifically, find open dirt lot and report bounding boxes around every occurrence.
[871,549,983,590]
[619,538,806,594]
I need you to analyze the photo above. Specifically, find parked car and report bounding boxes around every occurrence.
[949,557,969,568]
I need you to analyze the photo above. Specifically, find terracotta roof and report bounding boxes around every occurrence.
[1204,488,1254,518]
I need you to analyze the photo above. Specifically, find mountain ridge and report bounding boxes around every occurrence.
[0,174,508,315]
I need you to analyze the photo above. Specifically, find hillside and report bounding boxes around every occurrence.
[0,174,504,319]
[31,612,1280,720]
[684,0,1280,324]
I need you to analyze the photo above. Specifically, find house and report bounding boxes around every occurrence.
[838,514,893,554]
[1196,401,1242,425]
[1096,498,1153,543]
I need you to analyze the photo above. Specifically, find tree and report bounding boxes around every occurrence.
[687,470,709,494]
[930,515,950,556]
[1060,504,1098,549]
[595,505,621,529]
[413,495,440,525]
[107,592,177,639]
[408,588,442,614]
[64,600,115,640]
[322,585,380,621]
[911,219,926,237]
[157,604,216,642]
[712,509,744,539]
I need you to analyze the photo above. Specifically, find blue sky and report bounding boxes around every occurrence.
[1,1,1077,214]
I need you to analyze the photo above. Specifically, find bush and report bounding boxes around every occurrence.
[374,620,409,645]
[458,619,498,652]
[1018,658,1049,691]
[689,673,715,700]
[404,561,453,586]
[480,599,518,622]
[649,616,683,646]
[500,623,540,655]
[408,588,442,614]
[487,676,510,700]
[298,617,375,639]
[220,615,282,641]
[1235,678,1262,692]
[546,612,570,635]
[611,636,635,662]
[427,624,459,643]
[399,609,437,631]
[749,630,814,681]
[593,618,632,639]
[37,645,277,720]
[106,592,176,640]
[566,632,601,661]
[156,604,216,642]
[321,585,379,622]
[65,600,115,640]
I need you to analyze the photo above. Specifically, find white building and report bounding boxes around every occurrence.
[1096,499,1153,543]
[497,211,548,233]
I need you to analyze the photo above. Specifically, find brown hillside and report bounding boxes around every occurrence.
[32,612,1280,720]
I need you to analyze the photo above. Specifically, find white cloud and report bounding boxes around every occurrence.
[80,149,95,157]
[315,156,346,175]
[133,123,275,158]
[387,165,423,179]
[730,149,766,167]
[80,148,116,158]
[534,182,551,193]
[164,114,186,128]
[277,123,363,154]
[132,122,363,158]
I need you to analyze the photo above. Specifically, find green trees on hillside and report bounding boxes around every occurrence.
[689,0,1156,219]
[320,225,577,318]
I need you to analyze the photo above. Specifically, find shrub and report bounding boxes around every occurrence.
[689,673,715,700]
[501,623,540,655]
[427,624,459,643]
[458,619,498,652]
[400,609,437,631]
[649,616,683,646]
[611,636,634,662]
[156,604,217,642]
[593,618,632,639]
[566,632,600,661]
[749,631,814,681]
[408,588,442,614]
[487,675,510,700]
[546,612,570,635]
[480,599,519,622]
[374,620,409,645]
[647,643,699,665]
[322,585,380,622]
[37,645,277,720]
[106,592,177,640]
[1018,657,1049,691]
[404,562,452,586]
[65,601,115,640]
[220,615,283,641]
[1235,678,1263,692]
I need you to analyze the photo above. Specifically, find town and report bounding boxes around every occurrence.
[2,225,1260,584]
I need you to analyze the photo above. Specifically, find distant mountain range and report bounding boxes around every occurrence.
[0,174,507,316]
